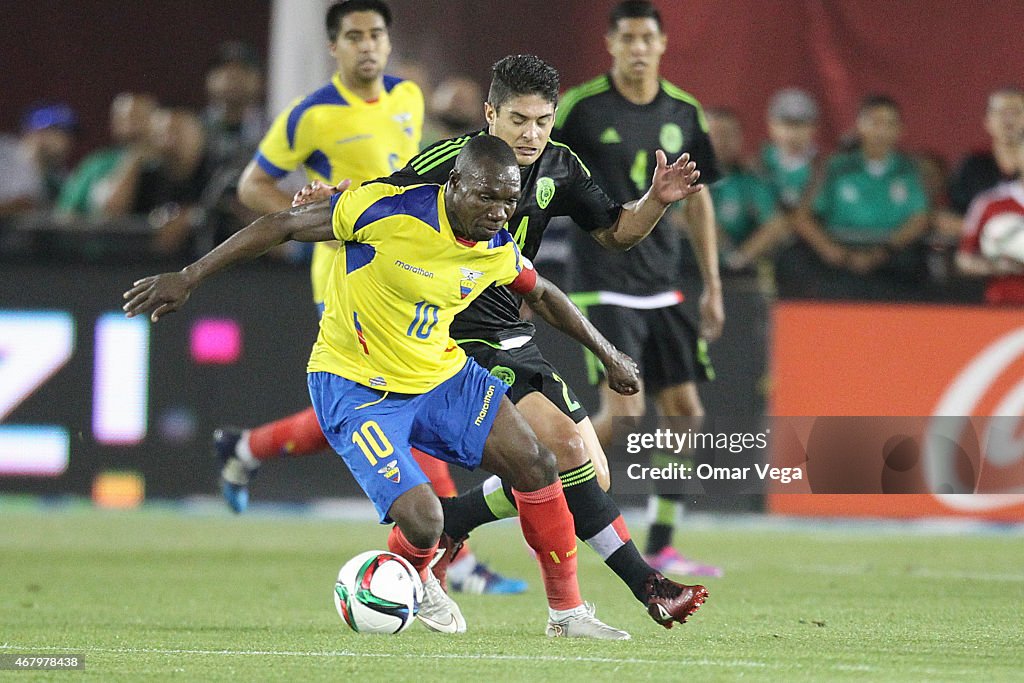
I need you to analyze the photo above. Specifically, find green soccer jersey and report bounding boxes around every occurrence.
[759,143,815,210]
[813,151,928,244]
[710,166,779,245]
[56,147,125,216]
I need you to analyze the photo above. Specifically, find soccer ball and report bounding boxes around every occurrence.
[333,550,423,634]
[980,212,1024,263]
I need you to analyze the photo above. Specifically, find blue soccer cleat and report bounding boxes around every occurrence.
[213,428,256,514]
[449,560,528,595]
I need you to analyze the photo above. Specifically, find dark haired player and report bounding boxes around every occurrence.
[554,0,724,578]
[293,54,710,628]
[126,135,636,639]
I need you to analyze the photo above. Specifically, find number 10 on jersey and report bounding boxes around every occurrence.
[406,301,439,339]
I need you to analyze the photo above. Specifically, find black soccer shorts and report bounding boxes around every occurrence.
[585,302,714,393]
[459,340,589,424]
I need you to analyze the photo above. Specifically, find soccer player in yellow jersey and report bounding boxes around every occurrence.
[124,136,676,638]
[222,0,521,595]
[228,0,423,464]
[219,0,423,499]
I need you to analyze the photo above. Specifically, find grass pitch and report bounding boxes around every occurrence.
[1,504,1021,681]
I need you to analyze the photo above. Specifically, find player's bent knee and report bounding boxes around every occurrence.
[389,485,443,548]
[547,425,587,471]
[510,440,558,492]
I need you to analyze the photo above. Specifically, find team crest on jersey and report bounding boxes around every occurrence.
[459,267,484,299]
[536,176,556,209]
[490,365,516,386]
[377,459,401,484]
[393,112,415,138]
[659,123,684,154]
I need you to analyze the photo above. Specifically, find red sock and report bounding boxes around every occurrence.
[410,448,472,563]
[248,407,328,461]
[387,525,438,583]
[514,481,582,610]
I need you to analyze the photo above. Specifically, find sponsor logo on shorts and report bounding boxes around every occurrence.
[474,384,496,426]
[369,376,387,387]
[377,459,401,484]
[490,365,516,386]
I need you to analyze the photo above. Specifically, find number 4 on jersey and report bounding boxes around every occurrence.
[630,150,650,194]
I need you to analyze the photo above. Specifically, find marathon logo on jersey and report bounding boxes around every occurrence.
[377,459,401,484]
[474,383,497,426]
[395,259,434,278]
[459,267,484,299]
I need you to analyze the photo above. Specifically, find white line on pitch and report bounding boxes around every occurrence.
[0,644,777,669]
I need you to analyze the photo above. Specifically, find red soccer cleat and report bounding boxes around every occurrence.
[644,572,708,629]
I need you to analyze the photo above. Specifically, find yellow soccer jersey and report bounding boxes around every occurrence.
[307,182,532,394]
[254,73,424,304]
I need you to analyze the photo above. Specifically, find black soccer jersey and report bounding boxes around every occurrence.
[554,75,720,296]
[379,129,621,343]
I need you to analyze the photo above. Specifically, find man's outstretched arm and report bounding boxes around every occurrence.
[123,200,335,322]
[592,150,703,251]
[519,275,640,396]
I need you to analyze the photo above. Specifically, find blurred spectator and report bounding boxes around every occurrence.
[915,151,959,236]
[202,41,266,169]
[200,41,267,245]
[956,134,1024,305]
[948,87,1024,215]
[423,75,483,145]
[57,92,158,217]
[705,107,787,274]
[758,88,821,211]
[0,103,78,216]
[100,107,213,256]
[914,151,964,283]
[785,95,930,299]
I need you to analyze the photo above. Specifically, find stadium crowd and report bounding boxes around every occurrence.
[1,25,1022,305]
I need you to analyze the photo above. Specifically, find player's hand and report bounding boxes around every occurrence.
[649,150,703,205]
[292,179,351,207]
[699,287,725,341]
[604,349,641,395]
[122,272,193,322]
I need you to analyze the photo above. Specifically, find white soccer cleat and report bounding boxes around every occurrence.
[546,602,631,640]
[416,567,467,634]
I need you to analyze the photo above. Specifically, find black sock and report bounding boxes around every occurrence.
[440,475,517,540]
[645,523,673,555]
[560,462,653,603]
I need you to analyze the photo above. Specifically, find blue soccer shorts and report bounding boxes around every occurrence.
[308,358,510,523]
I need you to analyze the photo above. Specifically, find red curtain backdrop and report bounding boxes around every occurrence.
[562,0,1023,161]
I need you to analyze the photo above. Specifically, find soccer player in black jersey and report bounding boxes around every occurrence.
[293,54,710,628]
[554,0,724,578]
